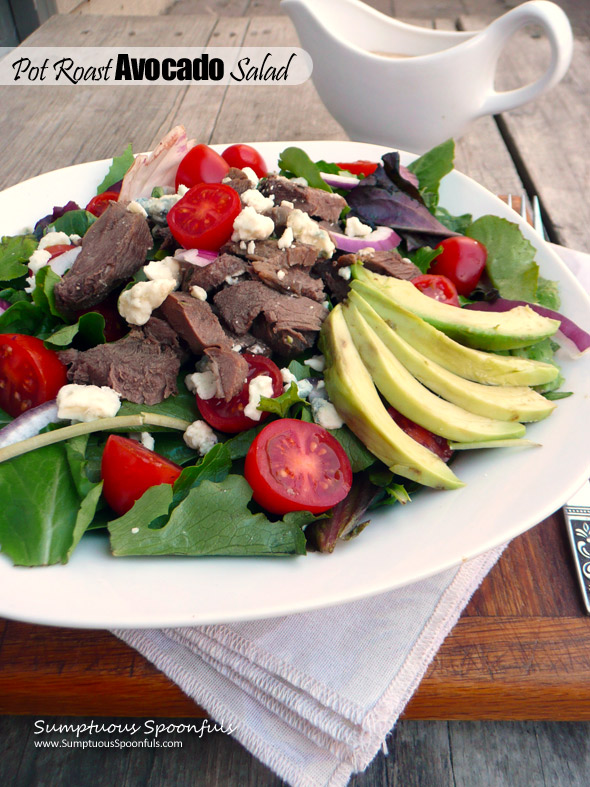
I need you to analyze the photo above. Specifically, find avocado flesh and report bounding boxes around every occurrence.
[342,301,527,441]
[349,291,556,423]
[321,306,464,490]
[351,280,559,387]
[352,267,560,351]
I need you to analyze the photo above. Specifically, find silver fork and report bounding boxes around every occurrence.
[509,191,590,614]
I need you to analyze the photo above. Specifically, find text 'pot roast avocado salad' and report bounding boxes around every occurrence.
[0,127,587,566]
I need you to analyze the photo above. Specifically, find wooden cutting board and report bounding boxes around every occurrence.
[1,510,590,720]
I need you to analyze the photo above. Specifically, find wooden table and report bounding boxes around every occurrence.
[1,9,590,726]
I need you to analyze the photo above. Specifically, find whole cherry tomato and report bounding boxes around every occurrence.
[175,144,230,191]
[412,273,460,307]
[167,182,241,251]
[85,191,120,217]
[101,435,182,516]
[429,236,488,296]
[221,144,268,179]
[196,354,282,434]
[244,418,353,515]
[0,334,67,417]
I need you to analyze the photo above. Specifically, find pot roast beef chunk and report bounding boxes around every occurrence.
[159,292,248,401]
[313,260,350,303]
[159,292,230,355]
[259,176,347,223]
[204,346,249,401]
[181,253,247,293]
[224,330,271,356]
[336,250,421,280]
[223,167,253,196]
[222,238,318,270]
[250,258,325,302]
[214,281,328,358]
[58,318,181,405]
[54,202,153,314]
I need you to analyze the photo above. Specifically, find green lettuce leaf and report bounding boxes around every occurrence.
[259,382,305,418]
[406,139,454,210]
[117,376,199,429]
[466,215,538,301]
[32,265,62,317]
[0,300,58,337]
[49,210,96,237]
[329,425,377,473]
[405,245,442,274]
[108,475,308,557]
[97,143,134,194]
[171,443,232,506]
[44,312,107,350]
[536,276,561,310]
[278,147,333,192]
[0,234,37,283]
[0,444,85,566]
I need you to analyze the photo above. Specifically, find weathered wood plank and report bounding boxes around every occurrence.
[450,721,546,786]
[210,15,347,143]
[71,0,172,14]
[460,14,590,251]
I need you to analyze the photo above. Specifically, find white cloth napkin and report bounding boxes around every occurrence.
[115,245,587,787]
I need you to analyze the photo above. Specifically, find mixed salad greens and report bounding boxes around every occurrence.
[0,131,586,567]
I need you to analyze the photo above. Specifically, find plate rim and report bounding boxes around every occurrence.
[1,138,589,629]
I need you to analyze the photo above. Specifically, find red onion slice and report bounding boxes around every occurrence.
[174,248,218,267]
[0,400,61,449]
[466,298,590,353]
[50,245,81,277]
[319,172,360,190]
[328,225,401,253]
[0,298,11,314]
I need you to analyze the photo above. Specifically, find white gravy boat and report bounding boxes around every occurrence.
[282,0,573,152]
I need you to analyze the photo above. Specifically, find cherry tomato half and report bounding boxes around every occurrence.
[335,160,378,177]
[175,144,230,192]
[412,273,460,307]
[85,191,120,217]
[0,334,67,418]
[245,418,352,515]
[101,434,182,516]
[196,354,283,434]
[388,407,453,462]
[167,182,241,251]
[221,144,268,179]
[429,236,488,296]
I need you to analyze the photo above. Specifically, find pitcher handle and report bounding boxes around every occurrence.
[478,0,573,117]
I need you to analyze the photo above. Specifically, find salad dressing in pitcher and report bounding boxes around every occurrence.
[282,0,573,152]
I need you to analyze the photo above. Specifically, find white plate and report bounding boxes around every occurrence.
[1,140,589,629]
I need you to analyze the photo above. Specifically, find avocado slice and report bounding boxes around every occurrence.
[343,301,528,440]
[348,290,556,423]
[321,305,464,490]
[351,280,559,387]
[352,266,560,351]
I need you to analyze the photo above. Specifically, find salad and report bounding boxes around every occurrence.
[0,127,587,568]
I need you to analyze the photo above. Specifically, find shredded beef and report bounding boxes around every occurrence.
[223,167,252,196]
[54,202,152,314]
[58,318,181,405]
[181,253,247,293]
[222,238,318,269]
[259,176,347,223]
[313,260,350,303]
[214,281,327,358]
[250,258,325,302]
[160,292,230,354]
[337,250,421,280]
[204,346,249,401]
